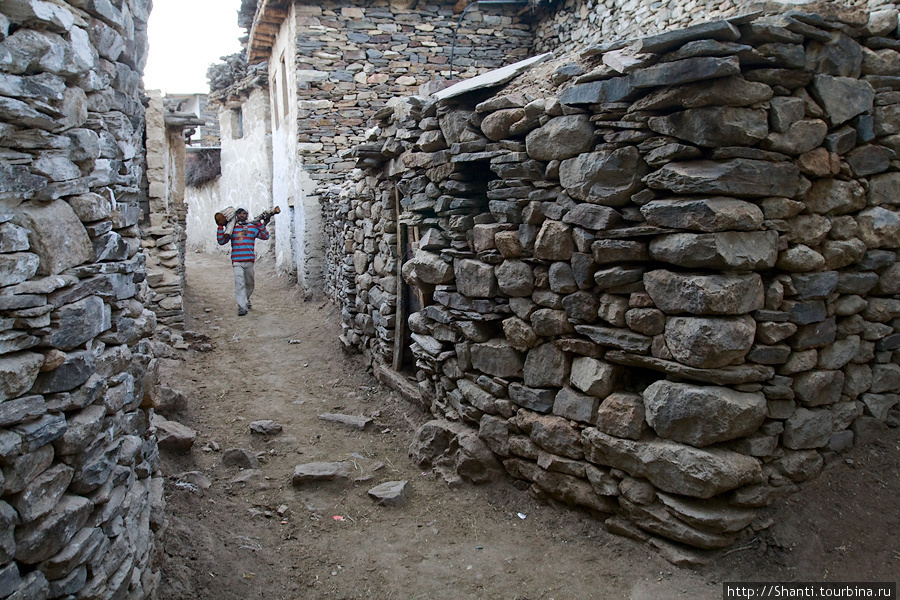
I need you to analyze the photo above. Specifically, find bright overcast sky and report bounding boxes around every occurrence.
[144,0,244,94]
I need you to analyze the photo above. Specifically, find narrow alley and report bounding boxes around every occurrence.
[152,253,900,600]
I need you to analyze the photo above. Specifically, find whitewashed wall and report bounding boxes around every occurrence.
[186,88,274,257]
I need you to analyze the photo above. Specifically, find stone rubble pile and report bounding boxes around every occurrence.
[0,1,166,597]
[322,5,900,553]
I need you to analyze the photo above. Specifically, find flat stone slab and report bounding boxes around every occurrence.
[292,461,353,486]
[434,53,551,101]
[604,351,774,385]
[367,480,411,507]
[318,413,373,430]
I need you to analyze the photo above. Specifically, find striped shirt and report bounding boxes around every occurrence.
[217,221,269,262]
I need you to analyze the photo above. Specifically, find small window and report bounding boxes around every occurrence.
[280,52,290,120]
[271,74,281,130]
[230,108,243,139]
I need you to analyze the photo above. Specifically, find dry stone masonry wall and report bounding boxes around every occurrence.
[322,5,900,555]
[534,0,900,55]
[0,1,164,597]
[289,0,536,182]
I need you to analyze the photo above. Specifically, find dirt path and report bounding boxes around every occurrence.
[154,252,900,600]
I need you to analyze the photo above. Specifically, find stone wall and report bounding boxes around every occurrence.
[290,0,537,184]
[322,6,900,554]
[533,0,900,55]
[0,1,164,597]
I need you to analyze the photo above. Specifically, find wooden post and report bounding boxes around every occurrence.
[392,188,406,371]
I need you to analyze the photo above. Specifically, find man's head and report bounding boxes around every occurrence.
[235,208,248,223]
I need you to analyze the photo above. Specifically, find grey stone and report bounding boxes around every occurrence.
[0,501,16,563]
[0,222,30,252]
[809,74,875,126]
[0,252,39,287]
[508,383,555,413]
[318,413,373,430]
[559,76,637,105]
[868,172,900,207]
[409,419,501,484]
[562,204,622,231]
[630,76,773,112]
[29,349,95,395]
[45,295,110,351]
[805,179,866,218]
[629,55,740,89]
[605,351,774,386]
[595,392,646,440]
[14,413,66,453]
[494,260,533,297]
[591,239,648,264]
[640,198,763,232]
[761,119,828,155]
[664,315,755,369]
[221,448,259,469]
[471,339,524,379]
[649,231,778,271]
[793,369,844,406]
[790,317,837,351]
[561,291,599,322]
[593,266,645,290]
[548,262,577,294]
[620,499,736,549]
[504,459,616,514]
[648,107,766,147]
[525,115,595,161]
[807,32,862,78]
[2,444,52,495]
[249,419,282,435]
[367,480,410,507]
[530,309,574,337]
[776,245,826,272]
[0,394,45,427]
[11,200,93,276]
[457,379,498,414]
[782,407,833,449]
[524,343,570,389]
[583,429,762,499]
[645,159,800,198]
[454,259,497,298]
[14,494,92,564]
[480,108,524,141]
[0,562,21,598]
[871,363,900,394]
[407,250,453,285]
[846,144,891,177]
[644,270,763,315]
[291,461,352,485]
[10,463,73,523]
[643,380,766,447]
[52,404,104,455]
[533,220,574,260]
[635,20,740,54]
[861,393,899,422]
[575,325,651,353]
[817,337,860,370]
[502,316,538,351]
[151,414,195,452]
[552,386,600,424]
[559,147,647,207]
[517,411,583,460]
[857,207,900,249]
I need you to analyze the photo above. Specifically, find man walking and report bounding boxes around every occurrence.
[217,208,269,316]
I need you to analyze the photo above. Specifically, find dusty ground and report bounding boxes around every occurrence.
[154,252,900,600]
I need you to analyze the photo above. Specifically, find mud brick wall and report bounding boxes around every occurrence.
[323,6,900,552]
[291,0,535,182]
[0,1,164,597]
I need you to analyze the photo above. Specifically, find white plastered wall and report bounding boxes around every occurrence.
[185,88,274,257]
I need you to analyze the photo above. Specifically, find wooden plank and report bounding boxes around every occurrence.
[373,362,425,409]
[392,188,406,371]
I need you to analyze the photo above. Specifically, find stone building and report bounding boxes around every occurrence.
[321,2,900,558]
[0,0,168,597]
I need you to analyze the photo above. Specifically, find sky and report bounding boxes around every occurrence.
[144,0,245,94]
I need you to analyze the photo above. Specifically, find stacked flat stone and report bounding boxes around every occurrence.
[533,0,900,56]
[325,5,900,552]
[287,1,534,182]
[0,1,164,597]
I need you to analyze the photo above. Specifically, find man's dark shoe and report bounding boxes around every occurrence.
[247,301,252,309]
[238,308,248,316]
